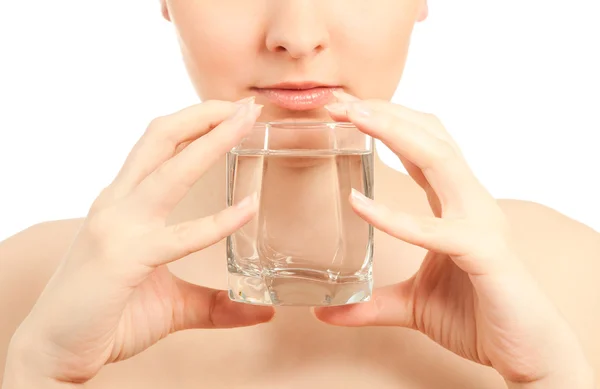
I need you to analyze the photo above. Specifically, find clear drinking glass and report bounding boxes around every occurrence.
[226,122,374,306]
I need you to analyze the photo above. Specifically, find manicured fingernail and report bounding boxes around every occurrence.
[332,90,360,102]
[235,192,258,209]
[351,188,373,207]
[251,104,264,118]
[235,96,256,104]
[324,102,348,116]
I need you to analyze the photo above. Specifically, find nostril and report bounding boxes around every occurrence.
[267,38,329,58]
[279,44,326,57]
[274,45,322,54]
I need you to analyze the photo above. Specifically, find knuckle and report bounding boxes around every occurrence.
[377,110,396,131]
[417,217,440,237]
[144,116,179,149]
[150,162,171,183]
[82,207,141,266]
[85,209,118,243]
[81,212,126,263]
[461,219,509,256]
[171,221,194,243]
[208,210,227,230]
[151,160,190,192]
[146,115,169,136]
[88,186,113,214]
[208,209,237,234]
[428,139,457,165]
[170,222,198,255]
[423,112,441,124]
[145,116,180,148]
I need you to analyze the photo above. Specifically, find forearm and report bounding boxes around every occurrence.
[2,334,82,389]
[505,362,596,389]
[3,372,81,389]
[2,359,81,389]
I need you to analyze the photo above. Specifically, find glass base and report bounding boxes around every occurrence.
[227,271,372,306]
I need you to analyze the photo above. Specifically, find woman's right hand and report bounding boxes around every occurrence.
[4,99,272,386]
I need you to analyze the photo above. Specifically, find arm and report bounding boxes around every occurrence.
[318,93,600,387]
[4,99,270,387]
[505,365,595,389]
[0,220,84,389]
[4,340,81,389]
[500,201,599,389]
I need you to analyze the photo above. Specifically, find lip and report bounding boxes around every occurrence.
[252,83,341,111]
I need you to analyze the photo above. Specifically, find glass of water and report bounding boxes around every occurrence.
[226,122,374,306]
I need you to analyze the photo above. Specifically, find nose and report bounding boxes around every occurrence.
[265,0,330,59]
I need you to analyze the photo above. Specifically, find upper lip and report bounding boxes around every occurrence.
[254,82,339,90]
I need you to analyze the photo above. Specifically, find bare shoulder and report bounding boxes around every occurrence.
[498,199,600,371]
[498,199,600,260]
[498,198,600,291]
[0,219,84,369]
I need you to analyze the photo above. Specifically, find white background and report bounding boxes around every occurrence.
[1,0,599,241]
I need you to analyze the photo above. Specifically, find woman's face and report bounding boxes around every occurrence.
[161,0,428,121]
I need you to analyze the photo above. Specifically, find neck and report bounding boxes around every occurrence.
[164,149,426,293]
[166,150,408,226]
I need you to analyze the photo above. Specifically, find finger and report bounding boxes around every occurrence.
[332,90,360,102]
[112,99,253,196]
[366,102,465,158]
[138,193,258,267]
[349,189,468,255]
[327,93,459,195]
[326,96,438,192]
[135,102,262,215]
[332,92,455,146]
[173,278,274,330]
[313,280,415,328]
[329,101,491,216]
[326,90,359,122]
[349,190,510,274]
[330,91,427,128]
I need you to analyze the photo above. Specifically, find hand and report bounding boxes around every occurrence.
[5,99,273,385]
[316,92,595,387]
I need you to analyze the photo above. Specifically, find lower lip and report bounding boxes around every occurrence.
[254,87,340,111]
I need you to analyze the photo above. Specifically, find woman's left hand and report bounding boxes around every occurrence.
[316,92,594,388]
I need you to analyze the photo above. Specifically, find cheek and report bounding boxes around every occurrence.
[334,3,418,98]
[173,6,261,99]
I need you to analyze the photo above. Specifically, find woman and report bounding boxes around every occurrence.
[1,1,598,388]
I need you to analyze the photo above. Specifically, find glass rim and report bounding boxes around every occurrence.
[232,121,372,153]
[253,121,358,129]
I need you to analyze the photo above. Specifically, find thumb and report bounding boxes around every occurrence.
[313,279,415,328]
[173,277,275,330]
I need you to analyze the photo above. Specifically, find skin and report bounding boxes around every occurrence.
[1,1,599,388]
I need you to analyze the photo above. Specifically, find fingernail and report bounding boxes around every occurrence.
[332,90,360,102]
[235,96,256,104]
[351,188,373,207]
[251,104,264,118]
[235,192,258,209]
[324,102,348,116]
